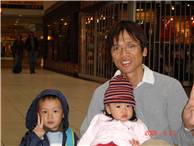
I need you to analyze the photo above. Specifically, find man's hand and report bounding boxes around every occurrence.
[33,113,45,138]
[183,85,194,134]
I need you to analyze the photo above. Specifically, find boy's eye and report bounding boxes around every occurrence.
[116,105,121,108]
[126,105,131,108]
[54,110,58,113]
[41,111,47,114]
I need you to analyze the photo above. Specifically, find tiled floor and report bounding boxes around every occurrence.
[1,68,100,146]
[1,68,192,146]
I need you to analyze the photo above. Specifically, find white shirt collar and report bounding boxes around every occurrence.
[114,64,155,88]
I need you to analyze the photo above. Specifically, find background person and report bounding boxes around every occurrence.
[25,31,39,73]
[12,35,24,73]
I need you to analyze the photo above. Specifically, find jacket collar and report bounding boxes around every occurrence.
[114,64,155,88]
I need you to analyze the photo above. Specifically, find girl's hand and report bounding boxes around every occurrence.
[33,113,45,138]
[129,139,140,146]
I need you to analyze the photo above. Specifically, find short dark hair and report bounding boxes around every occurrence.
[107,20,148,51]
[37,95,62,111]
[38,94,60,102]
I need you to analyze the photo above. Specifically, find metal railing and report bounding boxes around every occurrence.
[79,1,193,85]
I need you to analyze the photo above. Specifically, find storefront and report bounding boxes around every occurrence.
[44,1,80,75]
[44,1,193,85]
[78,1,193,84]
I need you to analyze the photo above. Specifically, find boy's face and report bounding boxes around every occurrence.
[38,98,64,131]
[105,103,133,122]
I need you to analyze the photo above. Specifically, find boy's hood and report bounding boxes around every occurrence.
[26,89,69,131]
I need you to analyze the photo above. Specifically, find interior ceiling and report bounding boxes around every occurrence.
[1,1,56,35]
[1,15,43,34]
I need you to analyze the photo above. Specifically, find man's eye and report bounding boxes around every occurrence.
[127,44,133,48]
[128,44,136,49]
[113,46,119,51]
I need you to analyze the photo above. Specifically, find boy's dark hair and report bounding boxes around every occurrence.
[37,95,62,111]
[107,20,148,51]
[104,106,137,122]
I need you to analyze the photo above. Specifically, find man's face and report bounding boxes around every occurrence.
[111,30,147,75]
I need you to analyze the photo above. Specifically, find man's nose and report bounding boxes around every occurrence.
[120,47,130,55]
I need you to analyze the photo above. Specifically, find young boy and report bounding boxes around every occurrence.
[20,89,78,146]
[78,75,150,146]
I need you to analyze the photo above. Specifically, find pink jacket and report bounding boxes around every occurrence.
[78,113,150,146]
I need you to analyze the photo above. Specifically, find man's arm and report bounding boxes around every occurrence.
[183,85,194,135]
[167,81,194,145]
[80,82,109,136]
[177,85,194,145]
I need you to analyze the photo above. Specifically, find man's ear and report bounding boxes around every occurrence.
[143,47,147,57]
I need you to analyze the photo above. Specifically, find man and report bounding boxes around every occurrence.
[80,21,194,145]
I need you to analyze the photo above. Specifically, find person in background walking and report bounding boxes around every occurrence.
[25,31,39,73]
[12,35,24,73]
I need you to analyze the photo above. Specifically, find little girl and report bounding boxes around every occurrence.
[78,75,150,146]
[20,89,78,146]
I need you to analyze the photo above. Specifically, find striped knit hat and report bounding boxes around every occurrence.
[104,75,135,106]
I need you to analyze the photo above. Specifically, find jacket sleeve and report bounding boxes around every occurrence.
[19,131,43,146]
[80,82,108,136]
[167,80,194,145]
[177,125,194,145]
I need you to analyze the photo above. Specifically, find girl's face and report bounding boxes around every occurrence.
[105,103,133,122]
[38,98,64,131]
